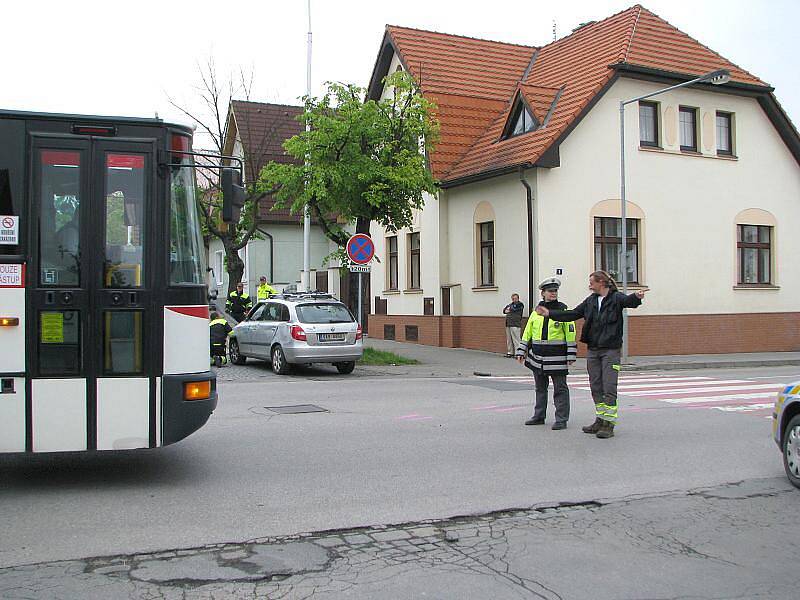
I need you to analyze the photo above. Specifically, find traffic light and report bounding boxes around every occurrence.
[221,168,245,223]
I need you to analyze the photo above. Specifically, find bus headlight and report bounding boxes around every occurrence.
[184,380,211,401]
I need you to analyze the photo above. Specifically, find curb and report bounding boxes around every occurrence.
[622,359,800,372]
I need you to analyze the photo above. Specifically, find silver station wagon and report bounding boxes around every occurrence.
[229,293,363,375]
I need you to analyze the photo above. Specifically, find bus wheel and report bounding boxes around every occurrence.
[271,345,292,375]
[229,339,247,365]
[335,362,355,374]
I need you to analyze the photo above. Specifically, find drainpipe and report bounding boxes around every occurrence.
[256,226,275,284]
[519,167,537,316]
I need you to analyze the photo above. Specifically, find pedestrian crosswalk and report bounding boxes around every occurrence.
[485,373,783,418]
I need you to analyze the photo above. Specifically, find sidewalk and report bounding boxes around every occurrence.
[362,337,800,377]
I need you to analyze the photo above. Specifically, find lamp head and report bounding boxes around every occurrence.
[703,69,731,85]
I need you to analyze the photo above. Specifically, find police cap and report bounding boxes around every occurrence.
[538,277,561,291]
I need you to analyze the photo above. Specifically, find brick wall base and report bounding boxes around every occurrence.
[368,313,800,356]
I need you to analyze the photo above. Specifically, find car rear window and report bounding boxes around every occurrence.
[296,303,354,324]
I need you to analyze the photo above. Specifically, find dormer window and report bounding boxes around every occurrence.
[502,96,539,139]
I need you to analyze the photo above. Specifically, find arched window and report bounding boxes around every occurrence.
[734,209,776,286]
[474,201,496,287]
[589,200,645,285]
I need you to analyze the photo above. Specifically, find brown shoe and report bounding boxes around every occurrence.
[596,421,615,439]
[582,418,603,434]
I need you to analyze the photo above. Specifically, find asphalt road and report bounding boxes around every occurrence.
[1,365,798,594]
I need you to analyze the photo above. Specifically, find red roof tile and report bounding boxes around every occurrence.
[383,5,771,184]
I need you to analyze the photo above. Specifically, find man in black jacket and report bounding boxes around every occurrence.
[536,271,648,439]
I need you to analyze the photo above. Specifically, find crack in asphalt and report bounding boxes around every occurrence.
[1,479,797,599]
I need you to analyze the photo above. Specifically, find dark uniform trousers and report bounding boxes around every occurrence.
[532,371,570,424]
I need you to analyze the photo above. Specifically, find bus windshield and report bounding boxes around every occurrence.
[169,152,205,285]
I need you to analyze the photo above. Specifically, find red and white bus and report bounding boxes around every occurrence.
[0,109,233,453]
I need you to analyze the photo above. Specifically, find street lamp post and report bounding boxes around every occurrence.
[618,69,730,360]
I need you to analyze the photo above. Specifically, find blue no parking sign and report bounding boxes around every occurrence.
[346,234,375,265]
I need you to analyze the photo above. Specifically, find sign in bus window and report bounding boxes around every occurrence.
[39,310,81,375]
[105,154,145,288]
[103,311,143,375]
[39,151,81,287]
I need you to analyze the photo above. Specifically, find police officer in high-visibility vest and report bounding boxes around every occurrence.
[209,311,233,367]
[516,277,577,430]
[226,282,252,323]
[256,275,277,302]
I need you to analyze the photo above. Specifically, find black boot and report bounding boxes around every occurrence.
[596,421,615,439]
[582,418,603,434]
[525,417,545,425]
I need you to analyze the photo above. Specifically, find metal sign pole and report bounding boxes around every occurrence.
[357,271,363,326]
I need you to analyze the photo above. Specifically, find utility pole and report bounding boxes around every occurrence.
[301,0,312,291]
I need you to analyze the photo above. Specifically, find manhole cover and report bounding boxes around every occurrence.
[264,404,328,414]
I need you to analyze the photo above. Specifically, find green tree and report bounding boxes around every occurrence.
[259,71,439,245]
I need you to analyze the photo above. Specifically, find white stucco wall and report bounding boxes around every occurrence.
[371,68,800,321]
[536,77,800,315]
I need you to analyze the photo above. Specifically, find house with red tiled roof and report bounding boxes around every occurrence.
[208,100,342,299]
[367,5,800,356]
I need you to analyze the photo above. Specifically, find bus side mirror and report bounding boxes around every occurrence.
[221,168,245,223]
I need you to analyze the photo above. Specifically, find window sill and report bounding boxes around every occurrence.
[639,144,663,150]
[680,148,700,155]
[639,146,738,161]
[382,289,401,295]
[733,285,780,290]
[403,288,423,294]
[472,286,498,292]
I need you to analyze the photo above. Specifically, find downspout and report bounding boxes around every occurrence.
[519,167,537,315]
[256,226,274,284]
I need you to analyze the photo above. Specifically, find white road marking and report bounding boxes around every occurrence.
[661,393,777,404]
[622,383,781,397]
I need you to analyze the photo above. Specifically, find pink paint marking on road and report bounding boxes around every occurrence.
[493,406,525,413]
[471,405,500,411]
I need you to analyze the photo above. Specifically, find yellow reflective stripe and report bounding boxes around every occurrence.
[612,364,621,371]
[791,386,800,396]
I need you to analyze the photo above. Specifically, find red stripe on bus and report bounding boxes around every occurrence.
[42,150,80,166]
[166,306,209,319]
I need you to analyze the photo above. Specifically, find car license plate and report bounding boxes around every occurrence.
[318,333,345,342]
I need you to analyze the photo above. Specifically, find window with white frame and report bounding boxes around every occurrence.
[408,232,420,289]
[478,221,495,286]
[238,245,249,283]
[214,250,223,286]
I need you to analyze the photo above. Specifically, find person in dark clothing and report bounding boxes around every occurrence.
[516,277,577,429]
[536,270,648,439]
[225,282,252,323]
[209,311,233,367]
[503,293,525,357]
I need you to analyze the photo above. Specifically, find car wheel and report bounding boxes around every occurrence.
[271,345,291,375]
[783,415,800,490]
[229,339,247,365]
[335,361,356,374]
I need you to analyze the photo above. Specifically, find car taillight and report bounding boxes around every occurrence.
[356,325,363,340]
[291,325,307,341]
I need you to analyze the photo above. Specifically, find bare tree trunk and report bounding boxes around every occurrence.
[223,237,245,295]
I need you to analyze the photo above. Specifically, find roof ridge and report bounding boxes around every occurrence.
[386,24,537,50]
[231,99,303,110]
[630,6,766,85]
[536,4,641,53]
[622,5,643,63]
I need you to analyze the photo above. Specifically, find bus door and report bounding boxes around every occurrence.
[30,137,157,452]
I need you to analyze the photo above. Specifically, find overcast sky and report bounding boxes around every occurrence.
[3,0,797,147]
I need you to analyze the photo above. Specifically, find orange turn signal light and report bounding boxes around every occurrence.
[0,317,20,327]
[184,380,211,401]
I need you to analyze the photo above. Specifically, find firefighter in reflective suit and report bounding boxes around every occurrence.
[516,277,577,430]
